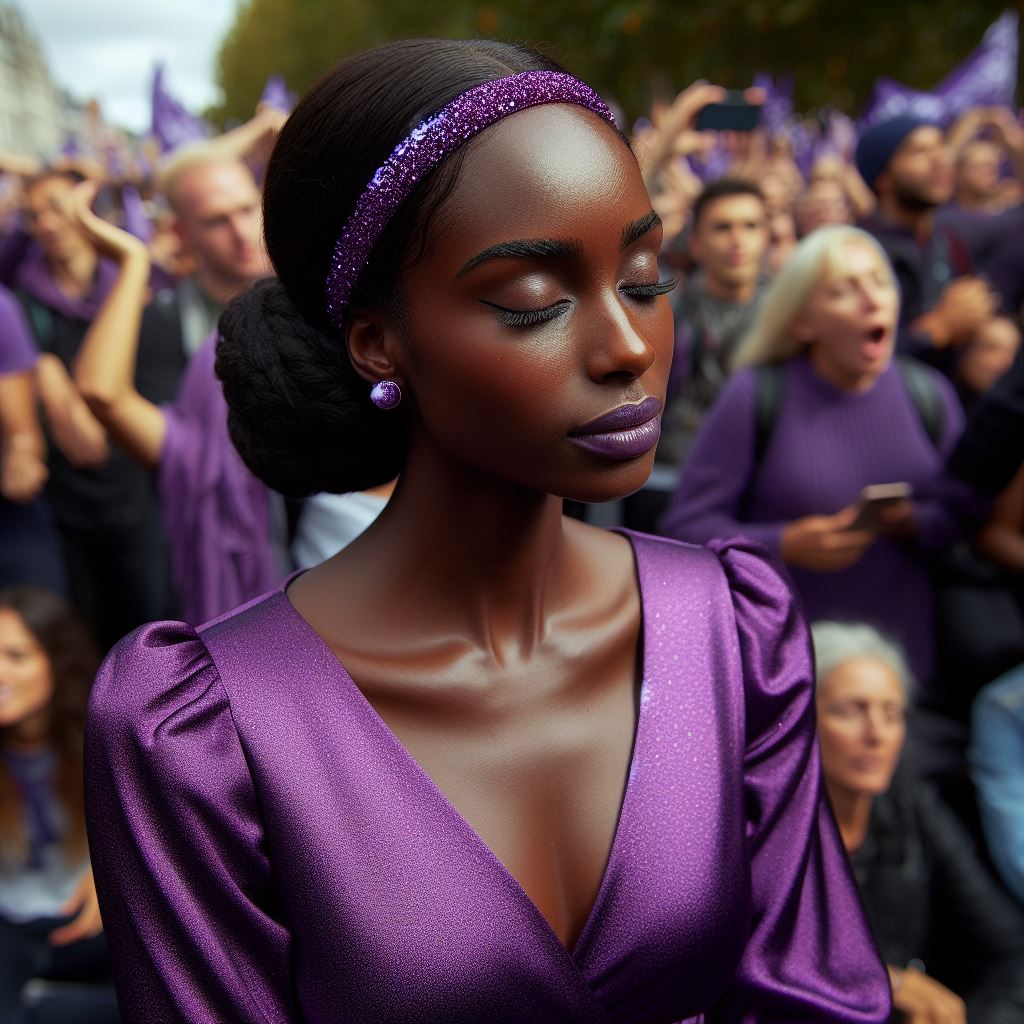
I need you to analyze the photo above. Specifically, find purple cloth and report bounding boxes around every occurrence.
[660,355,964,685]
[14,249,119,321]
[84,533,890,1022]
[158,333,278,625]
[0,283,38,374]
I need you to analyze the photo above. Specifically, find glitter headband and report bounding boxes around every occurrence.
[324,70,616,329]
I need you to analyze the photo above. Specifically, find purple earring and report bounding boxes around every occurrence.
[370,379,402,410]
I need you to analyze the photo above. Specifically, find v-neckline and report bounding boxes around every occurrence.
[278,530,648,962]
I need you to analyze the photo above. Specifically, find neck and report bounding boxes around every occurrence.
[807,347,882,394]
[196,267,247,306]
[826,781,874,853]
[877,195,935,244]
[48,246,98,299]
[347,431,571,660]
[2,709,51,755]
[701,273,757,305]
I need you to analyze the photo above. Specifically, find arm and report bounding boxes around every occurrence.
[709,541,891,1022]
[975,465,1024,572]
[208,106,287,167]
[35,353,109,469]
[68,180,166,469]
[0,369,46,502]
[85,623,297,1022]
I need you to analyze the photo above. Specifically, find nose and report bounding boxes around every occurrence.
[585,291,658,383]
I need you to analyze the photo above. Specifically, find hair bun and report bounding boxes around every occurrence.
[216,278,407,497]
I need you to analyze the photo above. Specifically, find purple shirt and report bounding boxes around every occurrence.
[660,354,964,684]
[0,283,38,375]
[158,333,279,624]
[85,534,890,1023]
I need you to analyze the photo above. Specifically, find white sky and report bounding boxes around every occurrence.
[15,0,239,133]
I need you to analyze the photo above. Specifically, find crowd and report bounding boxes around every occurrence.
[0,34,1022,1023]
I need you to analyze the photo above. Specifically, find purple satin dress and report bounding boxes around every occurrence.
[85,533,891,1023]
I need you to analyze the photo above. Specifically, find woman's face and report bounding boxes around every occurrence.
[0,608,53,735]
[817,655,906,799]
[391,105,674,503]
[795,241,899,392]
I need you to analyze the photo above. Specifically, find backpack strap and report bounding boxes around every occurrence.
[753,362,786,465]
[895,357,944,449]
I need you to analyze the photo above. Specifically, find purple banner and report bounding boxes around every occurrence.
[151,63,211,154]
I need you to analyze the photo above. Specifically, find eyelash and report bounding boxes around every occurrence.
[481,277,678,328]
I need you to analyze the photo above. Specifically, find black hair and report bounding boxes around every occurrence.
[216,38,565,497]
[691,177,766,229]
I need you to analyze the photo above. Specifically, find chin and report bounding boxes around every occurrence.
[560,453,657,506]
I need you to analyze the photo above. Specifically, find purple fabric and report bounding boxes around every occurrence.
[85,532,890,1022]
[259,74,296,115]
[0,283,38,374]
[150,63,211,155]
[120,185,153,244]
[325,71,616,329]
[14,250,119,321]
[660,355,964,685]
[158,333,278,625]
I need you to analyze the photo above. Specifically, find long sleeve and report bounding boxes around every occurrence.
[85,622,297,1023]
[660,372,787,554]
[709,540,891,1023]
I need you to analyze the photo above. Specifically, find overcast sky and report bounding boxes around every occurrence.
[15,0,239,133]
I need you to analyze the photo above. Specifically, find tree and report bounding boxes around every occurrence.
[211,0,1021,127]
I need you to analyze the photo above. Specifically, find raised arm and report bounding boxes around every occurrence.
[68,181,167,468]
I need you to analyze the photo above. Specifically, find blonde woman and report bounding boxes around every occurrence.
[660,226,963,687]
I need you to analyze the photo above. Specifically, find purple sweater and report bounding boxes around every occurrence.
[660,354,964,685]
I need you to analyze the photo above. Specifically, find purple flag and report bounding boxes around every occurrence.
[151,63,210,154]
[120,185,153,244]
[259,74,297,115]
[754,71,795,139]
[860,11,1019,128]
[936,10,1018,116]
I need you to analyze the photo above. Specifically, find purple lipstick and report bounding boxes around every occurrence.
[569,397,662,460]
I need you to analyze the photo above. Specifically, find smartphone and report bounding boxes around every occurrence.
[845,483,913,532]
[695,92,762,133]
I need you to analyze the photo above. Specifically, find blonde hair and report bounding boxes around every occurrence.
[732,225,898,371]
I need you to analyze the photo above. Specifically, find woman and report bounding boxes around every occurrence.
[660,225,964,686]
[85,39,890,1021]
[0,587,115,1022]
[813,621,1024,1024]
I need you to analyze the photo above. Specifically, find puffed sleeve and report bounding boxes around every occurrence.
[85,622,296,1023]
[709,540,891,1023]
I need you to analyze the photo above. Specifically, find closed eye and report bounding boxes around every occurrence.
[479,298,571,328]
[621,277,678,300]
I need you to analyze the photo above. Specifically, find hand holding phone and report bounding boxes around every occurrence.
[695,91,763,133]
[844,483,913,532]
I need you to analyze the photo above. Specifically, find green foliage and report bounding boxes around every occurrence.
[211,0,1023,127]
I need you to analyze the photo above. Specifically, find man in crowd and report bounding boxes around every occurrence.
[855,116,1001,372]
[137,145,269,403]
[657,178,770,469]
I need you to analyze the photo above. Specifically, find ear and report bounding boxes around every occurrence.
[345,307,405,386]
[873,168,891,201]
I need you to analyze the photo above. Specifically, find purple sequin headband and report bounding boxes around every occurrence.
[324,70,616,330]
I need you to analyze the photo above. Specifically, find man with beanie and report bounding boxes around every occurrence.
[856,116,999,372]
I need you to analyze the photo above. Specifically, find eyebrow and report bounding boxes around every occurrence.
[457,210,662,277]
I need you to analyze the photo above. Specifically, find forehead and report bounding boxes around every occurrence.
[26,175,74,207]
[821,656,905,701]
[821,239,890,279]
[696,193,765,229]
[425,105,646,259]
[895,125,944,158]
[174,161,258,216]
[0,607,37,646]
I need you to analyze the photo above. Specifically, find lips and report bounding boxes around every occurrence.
[569,397,663,461]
